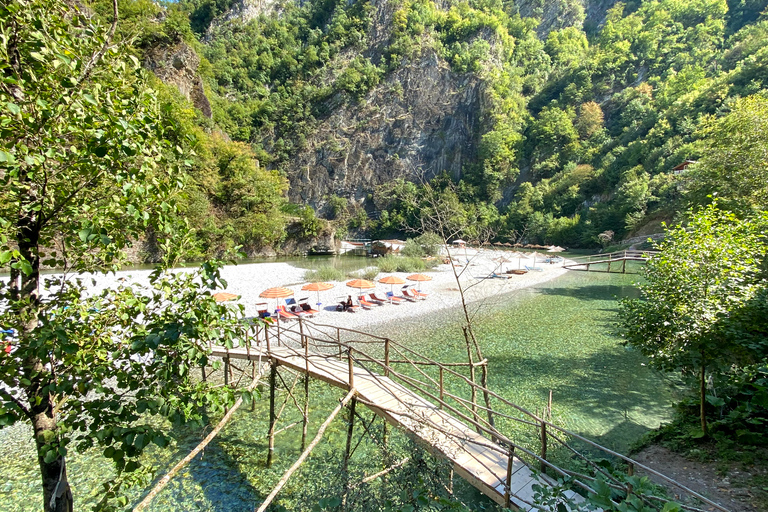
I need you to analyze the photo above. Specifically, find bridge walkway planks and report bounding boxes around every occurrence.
[212,345,578,510]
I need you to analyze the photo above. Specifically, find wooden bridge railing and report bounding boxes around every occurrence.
[565,250,660,265]
[223,317,725,512]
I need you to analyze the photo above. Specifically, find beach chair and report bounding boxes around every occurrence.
[357,295,378,309]
[399,286,418,302]
[336,297,360,312]
[385,291,405,304]
[525,265,543,272]
[412,289,428,299]
[275,305,299,320]
[365,293,386,305]
[256,303,272,319]
[298,298,318,317]
[370,293,389,304]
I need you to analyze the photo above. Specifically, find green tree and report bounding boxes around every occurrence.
[685,94,768,211]
[618,205,768,435]
[0,2,253,509]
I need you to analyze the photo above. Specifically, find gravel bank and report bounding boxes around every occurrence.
[61,249,568,333]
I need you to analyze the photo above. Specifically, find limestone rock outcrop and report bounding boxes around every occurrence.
[144,42,212,118]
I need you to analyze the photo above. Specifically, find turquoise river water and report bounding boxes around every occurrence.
[0,264,681,511]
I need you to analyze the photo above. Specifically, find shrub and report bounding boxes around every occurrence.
[304,266,345,282]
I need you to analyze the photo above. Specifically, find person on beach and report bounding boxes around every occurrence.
[344,295,353,311]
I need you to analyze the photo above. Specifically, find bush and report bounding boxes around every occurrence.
[401,239,425,257]
[304,266,345,282]
[375,255,439,273]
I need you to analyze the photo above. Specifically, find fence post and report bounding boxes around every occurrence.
[627,461,634,495]
[439,367,444,409]
[504,445,516,508]
[384,338,390,377]
[348,348,354,390]
[265,325,271,352]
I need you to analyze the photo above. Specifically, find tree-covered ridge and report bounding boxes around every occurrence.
[91,0,768,251]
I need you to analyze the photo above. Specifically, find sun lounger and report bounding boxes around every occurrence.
[400,287,418,302]
[413,290,428,299]
[525,265,543,272]
[365,293,386,305]
[358,295,378,309]
[256,303,271,319]
[370,293,389,304]
[276,305,299,320]
[385,291,405,304]
[336,297,360,312]
[298,299,318,316]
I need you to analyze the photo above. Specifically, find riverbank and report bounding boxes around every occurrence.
[74,249,568,333]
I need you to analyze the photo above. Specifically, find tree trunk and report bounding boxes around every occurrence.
[18,205,74,512]
[700,361,708,436]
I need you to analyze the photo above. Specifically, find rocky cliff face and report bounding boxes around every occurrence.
[513,0,619,36]
[144,42,212,118]
[283,51,483,210]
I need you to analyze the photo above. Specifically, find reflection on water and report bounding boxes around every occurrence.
[0,270,680,511]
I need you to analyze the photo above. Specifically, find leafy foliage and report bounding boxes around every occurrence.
[618,205,768,434]
[0,2,260,509]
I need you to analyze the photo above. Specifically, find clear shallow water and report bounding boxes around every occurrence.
[0,269,679,511]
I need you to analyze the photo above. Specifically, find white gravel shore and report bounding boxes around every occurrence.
[57,249,568,333]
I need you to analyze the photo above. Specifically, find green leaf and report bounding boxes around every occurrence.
[82,93,98,106]
[0,150,16,163]
[6,102,20,115]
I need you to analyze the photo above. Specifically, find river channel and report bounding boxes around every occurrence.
[0,263,679,511]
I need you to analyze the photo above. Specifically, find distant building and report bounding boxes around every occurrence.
[672,160,697,175]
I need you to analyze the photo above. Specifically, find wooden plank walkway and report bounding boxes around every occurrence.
[212,344,579,510]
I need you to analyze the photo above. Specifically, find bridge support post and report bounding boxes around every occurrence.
[343,397,357,508]
[540,421,547,474]
[267,361,277,468]
[302,321,310,451]
[504,445,516,509]
[622,258,627,273]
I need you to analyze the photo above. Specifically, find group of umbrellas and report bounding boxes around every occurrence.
[215,274,433,314]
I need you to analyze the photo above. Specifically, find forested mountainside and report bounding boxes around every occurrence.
[89,0,768,255]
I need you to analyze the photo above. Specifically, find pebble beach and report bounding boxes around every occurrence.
[65,248,569,333]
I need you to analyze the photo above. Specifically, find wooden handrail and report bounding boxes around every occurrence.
[245,317,728,512]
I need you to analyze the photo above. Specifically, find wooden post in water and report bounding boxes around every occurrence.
[267,362,277,468]
[343,396,357,506]
[302,322,310,451]
[540,420,548,474]
[504,445,516,508]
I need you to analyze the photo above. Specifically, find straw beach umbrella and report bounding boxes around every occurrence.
[378,276,405,303]
[407,273,432,292]
[492,256,510,273]
[302,282,334,307]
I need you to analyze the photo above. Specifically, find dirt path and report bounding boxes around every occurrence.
[633,445,765,512]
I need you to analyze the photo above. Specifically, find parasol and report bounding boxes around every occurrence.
[212,292,239,302]
[302,282,334,307]
[259,287,294,316]
[406,273,432,292]
[378,276,405,303]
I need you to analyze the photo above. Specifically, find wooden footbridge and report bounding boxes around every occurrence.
[563,250,659,273]
[137,317,727,512]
